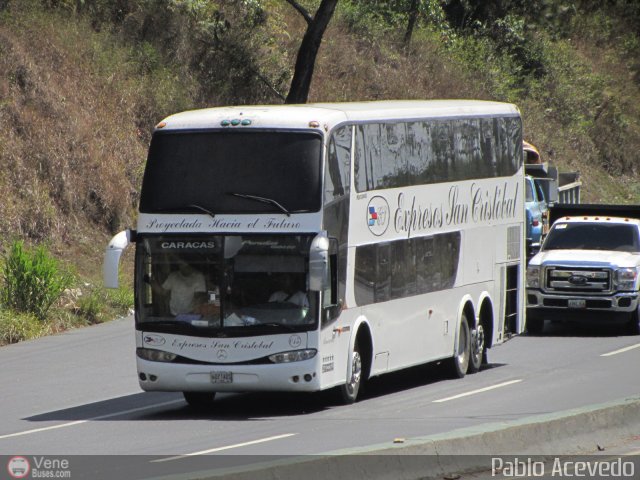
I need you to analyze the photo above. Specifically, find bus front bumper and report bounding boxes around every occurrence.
[136,357,323,393]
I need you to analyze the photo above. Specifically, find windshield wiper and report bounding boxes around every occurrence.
[187,203,216,219]
[227,192,291,216]
[245,322,297,331]
[138,320,200,332]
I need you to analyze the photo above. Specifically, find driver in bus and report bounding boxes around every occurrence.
[155,259,208,316]
[268,274,309,308]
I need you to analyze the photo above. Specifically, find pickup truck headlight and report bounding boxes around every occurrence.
[614,267,640,291]
[526,265,541,289]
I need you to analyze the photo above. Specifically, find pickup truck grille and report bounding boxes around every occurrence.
[544,267,611,293]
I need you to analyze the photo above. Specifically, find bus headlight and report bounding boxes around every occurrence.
[268,349,317,364]
[526,265,541,289]
[614,267,639,291]
[137,348,177,362]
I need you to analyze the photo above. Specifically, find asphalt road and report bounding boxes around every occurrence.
[1,317,639,478]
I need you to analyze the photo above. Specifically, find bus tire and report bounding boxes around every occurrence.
[183,391,216,409]
[468,323,485,374]
[338,341,363,404]
[448,313,471,379]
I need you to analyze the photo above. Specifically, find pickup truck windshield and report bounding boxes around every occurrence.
[139,130,323,214]
[543,222,640,252]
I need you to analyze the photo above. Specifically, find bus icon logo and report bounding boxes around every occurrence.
[7,456,30,479]
[143,334,166,346]
[367,197,389,236]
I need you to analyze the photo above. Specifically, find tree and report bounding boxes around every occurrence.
[285,0,339,104]
[403,0,420,46]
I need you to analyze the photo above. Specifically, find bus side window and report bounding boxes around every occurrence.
[322,239,340,324]
[375,243,391,303]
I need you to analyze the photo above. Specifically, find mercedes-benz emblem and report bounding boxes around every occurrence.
[216,349,228,361]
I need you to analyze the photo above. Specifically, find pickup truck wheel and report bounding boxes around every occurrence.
[526,314,544,335]
[628,308,640,336]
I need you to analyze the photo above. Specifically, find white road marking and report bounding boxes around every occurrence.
[432,379,523,403]
[151,433,298,463]
[0,399,184,440]
[600,343,640,357]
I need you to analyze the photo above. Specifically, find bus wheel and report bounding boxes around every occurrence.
[448,314,470,379]
[339,342,362,404]
[183,392,216,409]
[468,323,485,374]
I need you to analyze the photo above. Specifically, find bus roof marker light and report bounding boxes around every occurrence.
[309,121,320,128]
[231,119,241,126]
[221,120,231,127]
[241,119,252,126]
[156,121,167,129]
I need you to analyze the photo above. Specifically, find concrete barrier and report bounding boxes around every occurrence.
[149,395,640,480]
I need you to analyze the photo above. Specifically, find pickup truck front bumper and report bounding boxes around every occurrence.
[527,289,638,322]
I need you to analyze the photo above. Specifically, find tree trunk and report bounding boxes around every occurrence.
[285,0,339,104]
[404,0,420,47]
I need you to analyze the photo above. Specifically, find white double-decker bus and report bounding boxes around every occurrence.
[104,100,525,407]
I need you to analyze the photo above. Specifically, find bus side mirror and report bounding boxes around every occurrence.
[309,232,330,291]
[103,229,135,289]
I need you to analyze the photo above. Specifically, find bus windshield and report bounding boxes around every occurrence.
[135,235,318,335]
[139,130,323,215]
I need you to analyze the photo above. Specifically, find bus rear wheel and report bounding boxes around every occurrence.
[448,314,471,379]
[183,391,216,409]
[338,342,362,404]
[468,323,485,374]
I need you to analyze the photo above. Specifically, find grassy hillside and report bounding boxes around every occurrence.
[1,0,639,341]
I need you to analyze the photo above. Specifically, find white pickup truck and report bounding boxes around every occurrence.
[526,204,640,335]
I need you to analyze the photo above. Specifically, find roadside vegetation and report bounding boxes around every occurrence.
[1,0,639,344]
[0,240,133,345]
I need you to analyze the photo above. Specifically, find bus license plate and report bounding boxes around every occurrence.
[211,371,233,384]
[568,299,586,309]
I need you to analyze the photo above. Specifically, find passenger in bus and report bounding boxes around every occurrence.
[155,260,208,316]
[268,274,309,308]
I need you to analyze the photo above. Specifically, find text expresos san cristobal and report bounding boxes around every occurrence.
[394,182,519,237]
[171,339,275,351]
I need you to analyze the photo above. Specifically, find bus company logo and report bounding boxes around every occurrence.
[367,197,390,236]
[289,335,302,348]
[7,456,30,479]
[143,334,166,346]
